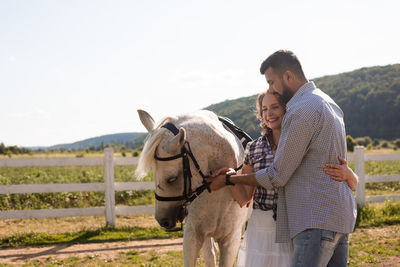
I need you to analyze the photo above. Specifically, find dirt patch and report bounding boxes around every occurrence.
[0,238,183,265]
[379,256,400,266]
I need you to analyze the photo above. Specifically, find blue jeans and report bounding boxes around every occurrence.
[291,228,349,267]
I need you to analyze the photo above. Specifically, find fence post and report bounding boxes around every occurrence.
[354,146,366,207]
[104,148,115,227]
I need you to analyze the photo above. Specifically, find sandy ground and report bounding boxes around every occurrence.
[0,238,183,265]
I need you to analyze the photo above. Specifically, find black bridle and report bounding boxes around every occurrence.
[154,123,212,204]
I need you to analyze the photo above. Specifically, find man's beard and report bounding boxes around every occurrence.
[279,81,294,104]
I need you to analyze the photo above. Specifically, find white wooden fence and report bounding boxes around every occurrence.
[351,146,400,207]
[0,148,155,227]
[0,146,399,225]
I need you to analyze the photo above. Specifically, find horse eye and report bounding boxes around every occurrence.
[167,176,178,183]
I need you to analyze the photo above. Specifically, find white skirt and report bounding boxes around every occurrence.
[236,209,293,267]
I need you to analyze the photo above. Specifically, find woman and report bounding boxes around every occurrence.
[234,90,358,267]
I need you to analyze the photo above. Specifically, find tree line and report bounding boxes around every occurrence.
[346,136,400,152]
[2,133,400,158]
[0,143,32,156]
[0,142,142,158]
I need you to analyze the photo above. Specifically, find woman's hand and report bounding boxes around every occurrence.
[211,167,236,178]
[324,156,358,191]
[206,168,236,191]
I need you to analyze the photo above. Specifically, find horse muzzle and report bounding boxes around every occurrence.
[156,205,187,231]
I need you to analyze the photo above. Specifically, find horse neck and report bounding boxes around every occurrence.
[209,131,242,173]
[183,119,242,175]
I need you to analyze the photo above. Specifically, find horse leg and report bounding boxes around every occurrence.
[217,230,242,267]
[201,237,217,267]
[183,229,203,267]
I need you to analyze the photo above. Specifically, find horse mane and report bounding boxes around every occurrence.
[135,116,177,179]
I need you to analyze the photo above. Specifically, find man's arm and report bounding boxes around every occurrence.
[207,169,259,191]
[208,113,314,191]
[255,112,313,190]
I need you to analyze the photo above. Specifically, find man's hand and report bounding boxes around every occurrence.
[206,168,236,191]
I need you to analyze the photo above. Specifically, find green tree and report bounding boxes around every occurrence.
[0,142,5,154]
[372,139,380,147]
[393,139,400,148]
[381,141,389,148]
[355,136,372,147]
[346,135,356,152]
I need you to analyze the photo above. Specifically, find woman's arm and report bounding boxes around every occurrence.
[230,164,256,207]
[324,156,359,191]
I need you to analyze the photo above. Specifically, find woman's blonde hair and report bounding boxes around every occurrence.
[255,90,286,151]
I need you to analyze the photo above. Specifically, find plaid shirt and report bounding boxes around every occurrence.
[256,82,357,243]
[244,135,278,212]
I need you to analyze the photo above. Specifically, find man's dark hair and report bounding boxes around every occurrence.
[260,50,306,79]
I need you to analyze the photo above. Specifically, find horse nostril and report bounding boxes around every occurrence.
[160,219,171,228]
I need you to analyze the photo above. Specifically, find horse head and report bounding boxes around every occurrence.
[135,109,208,230]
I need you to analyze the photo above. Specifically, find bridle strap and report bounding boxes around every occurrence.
[155,194,186,201]
[235,164,243,172]
[184,142,208,179]
[155,180,211,202]
[162,122,179,135]
[182,146,192,200]
[155,153,182,161]
[154,123,210,203]
[154,123,182,161]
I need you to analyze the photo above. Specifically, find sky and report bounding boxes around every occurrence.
[1,0,399,147]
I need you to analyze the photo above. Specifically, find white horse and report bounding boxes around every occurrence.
[135,109,249,267]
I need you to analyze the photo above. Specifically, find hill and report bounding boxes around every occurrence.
[43,132,146,151]
[206,64,400,140]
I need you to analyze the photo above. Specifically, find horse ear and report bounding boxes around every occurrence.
[138,109,155,132]
[165,128,186,154]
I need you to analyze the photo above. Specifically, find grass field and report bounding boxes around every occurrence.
[0,152,399,266]
[0,165,154,211]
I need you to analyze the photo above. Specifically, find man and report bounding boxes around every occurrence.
[207,50,357,266]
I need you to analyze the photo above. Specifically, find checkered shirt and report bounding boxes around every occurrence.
[255,82,357,243]
[244,135,278,212]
